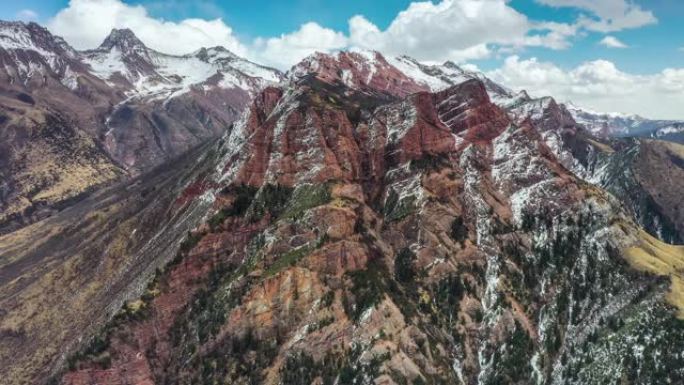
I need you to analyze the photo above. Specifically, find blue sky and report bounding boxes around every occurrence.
[2,0,683,118]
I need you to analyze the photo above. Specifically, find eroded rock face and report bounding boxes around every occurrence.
[56,60,684,385]
[289,50,429,98]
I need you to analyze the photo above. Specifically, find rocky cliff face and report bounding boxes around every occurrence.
[47,53,684,385]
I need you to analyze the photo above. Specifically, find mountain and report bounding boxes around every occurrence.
[81,28,282,99]
[0,48,678,385]
[0,22,281,232]
[81,28,284,172]
[493,91,684,244]
[365,51,684,146]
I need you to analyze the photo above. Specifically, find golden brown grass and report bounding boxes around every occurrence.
[664,143,684,162]
[624,230,684,319]
[586,138,616,154]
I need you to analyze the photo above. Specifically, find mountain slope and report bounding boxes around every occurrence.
[0,21,125,233]
[0,142,222,385]
[0,22,282,231]
[82,28,284,172]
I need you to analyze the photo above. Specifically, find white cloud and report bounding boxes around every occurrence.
[487,56,684,119]
[47,0,247,56]
[657,69,684,94]
[251,22,348,69]
[44,0,585,70]
[16,9,39,21]
[348,0,574,64]
[537,0,657,32]
[599,35,628,48]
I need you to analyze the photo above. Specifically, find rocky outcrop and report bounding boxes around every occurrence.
[289,50,428,98]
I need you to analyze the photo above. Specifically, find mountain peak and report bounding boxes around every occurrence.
[0,19,76,59]
[442,61,465,73]
[288,49,430,98]
[99,28,147,52]
[193,46,238,62]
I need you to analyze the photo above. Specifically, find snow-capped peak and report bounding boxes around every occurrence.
[80,30,283,100]
[0,21,76,57]
[565,102,684,138]
[0,20,83,88]
[97,28,148,55]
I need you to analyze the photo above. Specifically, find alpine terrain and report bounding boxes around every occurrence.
[0,21,683,385]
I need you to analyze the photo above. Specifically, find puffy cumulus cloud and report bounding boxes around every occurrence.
[488,56,684,119]
[568,60,637,96]
[16,9,39,21]
[487,56,568,97]
[47,0,247,56]
[526,21,579,50]
[348,0,575,64]
[656,69,684,94]
[251,22,348,69]
[599,35,628,48]
[537,0,657,32]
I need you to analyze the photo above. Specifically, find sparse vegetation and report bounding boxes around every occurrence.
[383,189,417,222]
[394,247,417,283]
[279,182,332,220]
[345,259,388,321]
[247,183,294,221]
[450,217,468,245]
[265,244,313,276]
[208,185,258,229]
[624,230,684,318]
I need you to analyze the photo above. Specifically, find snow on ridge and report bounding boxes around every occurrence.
[0,22,83,85]
[386,56,451,92]
[82,42,281,99]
